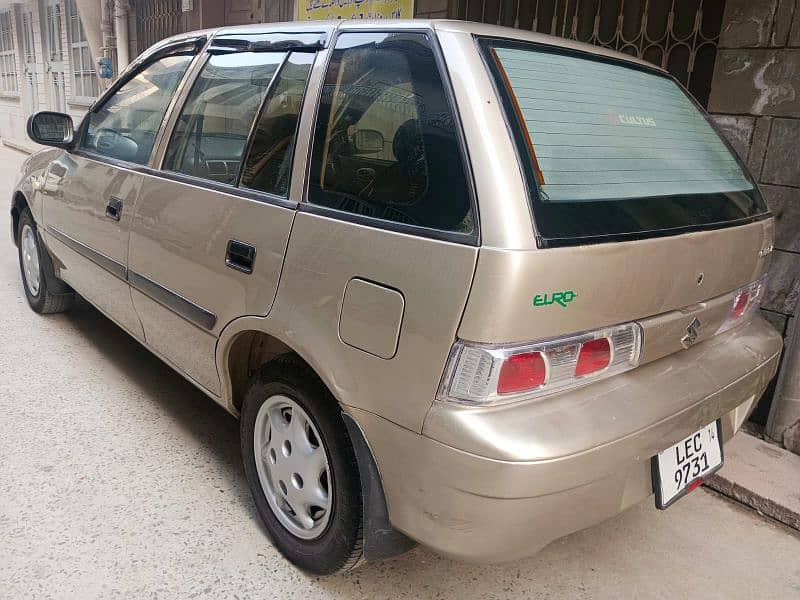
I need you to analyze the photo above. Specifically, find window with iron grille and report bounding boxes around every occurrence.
[0,10,18,94]
[136,0,183,54]
[66,0,99,100]
[21,11,36,64]
[436,0,725,108]
[46,3,64,62]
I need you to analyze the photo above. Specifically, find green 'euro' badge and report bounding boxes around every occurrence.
[533,291,577,308]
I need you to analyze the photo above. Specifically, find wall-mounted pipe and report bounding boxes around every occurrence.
[114,0,129,72]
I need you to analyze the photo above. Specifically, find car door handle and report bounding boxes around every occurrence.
[225,240,256,274]
[105,197,123,221]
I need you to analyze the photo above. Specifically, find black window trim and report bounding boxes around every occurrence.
[90,36,208,112]
[159,48,289,189]
[236,50,315,197]
[70,33,326,212]
[63,150,299,210]
[208,31,329,54]
[72,36,207,169]
[301,27,481,248]
[234,50,291,189]
[476,35,771,249]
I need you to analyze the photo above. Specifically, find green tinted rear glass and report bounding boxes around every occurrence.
[492,47,752,202]
[483,39,767,246]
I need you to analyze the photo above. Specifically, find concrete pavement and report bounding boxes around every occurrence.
[1,145,799,599]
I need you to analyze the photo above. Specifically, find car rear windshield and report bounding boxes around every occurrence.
[480,38,768,246]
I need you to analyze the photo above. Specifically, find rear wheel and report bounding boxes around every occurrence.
[17,208,74,314]
[241,357,364,575]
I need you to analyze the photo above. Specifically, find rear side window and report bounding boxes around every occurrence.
[240,53,314,197]
[308,32,473,235]
[81,54,193,165]
[163,52,285,185]
[482,38,768,245]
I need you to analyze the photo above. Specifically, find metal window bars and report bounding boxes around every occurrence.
[453,0,725,107]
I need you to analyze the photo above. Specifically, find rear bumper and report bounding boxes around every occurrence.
[352,317,782,562]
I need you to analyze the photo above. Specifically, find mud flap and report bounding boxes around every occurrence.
[342,412,417,561]
[36,228,73,295]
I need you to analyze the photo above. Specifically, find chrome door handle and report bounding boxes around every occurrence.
[105,197,123,221]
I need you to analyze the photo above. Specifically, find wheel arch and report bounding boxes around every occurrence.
[216,317,416,561]
[11,191,30,246]
[217,318,326,416]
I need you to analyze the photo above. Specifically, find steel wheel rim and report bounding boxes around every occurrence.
[253,395,332,540]
[20,224,41,297]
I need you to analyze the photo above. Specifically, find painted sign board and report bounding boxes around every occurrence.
[298,0,415,21]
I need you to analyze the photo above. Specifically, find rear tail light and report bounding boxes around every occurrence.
[497,352,546,393]
[575,338,611,376]
[717,275,768,334]
[438,323,642,406]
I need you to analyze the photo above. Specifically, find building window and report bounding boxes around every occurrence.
[0,11,18,94]
[45,2,64,62]
[66,0,98,100]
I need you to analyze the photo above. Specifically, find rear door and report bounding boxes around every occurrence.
[127,33,320,395]
[270,30,479,432]
[41,43,198,338]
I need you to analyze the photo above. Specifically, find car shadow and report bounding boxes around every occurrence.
[62,296,258,515]
[61,296,539,588]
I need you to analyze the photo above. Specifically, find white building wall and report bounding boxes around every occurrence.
[0,0,101,148]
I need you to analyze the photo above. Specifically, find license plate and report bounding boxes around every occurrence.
[652,421,723,509]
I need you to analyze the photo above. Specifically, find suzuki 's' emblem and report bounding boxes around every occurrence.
[681,317,702,349]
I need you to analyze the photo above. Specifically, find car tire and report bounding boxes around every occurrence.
[17,208,74,314]
[240,356,364,575]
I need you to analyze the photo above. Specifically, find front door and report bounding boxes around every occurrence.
[127,41,315,394]
[41,48,197,338]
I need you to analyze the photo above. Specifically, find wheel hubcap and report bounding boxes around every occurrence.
[254,395,332,539]
[20,224,41,297]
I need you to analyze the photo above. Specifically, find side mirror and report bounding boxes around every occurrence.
[27,111,74,148]
[353,129,384,154]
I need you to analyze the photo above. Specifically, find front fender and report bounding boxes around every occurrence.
[10,147,63,241]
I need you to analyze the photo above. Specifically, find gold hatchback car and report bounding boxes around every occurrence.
[13,20,781,574]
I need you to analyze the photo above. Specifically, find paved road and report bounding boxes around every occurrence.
[1,145,799,599]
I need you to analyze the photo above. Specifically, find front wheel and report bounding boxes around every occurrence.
[17,208,74,314]
[240,357,364,575]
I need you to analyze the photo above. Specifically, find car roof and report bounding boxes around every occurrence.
[170,19,663,74]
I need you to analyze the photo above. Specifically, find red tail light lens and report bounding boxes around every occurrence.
[438,323,642,406]
[730,290,750,319]
[717,275,768,334]
[575,338,611,376]
[497,351,546,393]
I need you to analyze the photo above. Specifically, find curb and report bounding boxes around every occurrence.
[703,431,800,532]
[705,474,800,531]
[1,138,36,155]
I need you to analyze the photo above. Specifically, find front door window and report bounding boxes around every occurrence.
[80,52,195,165]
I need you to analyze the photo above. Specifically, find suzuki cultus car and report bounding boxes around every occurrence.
[13,20,780,574]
